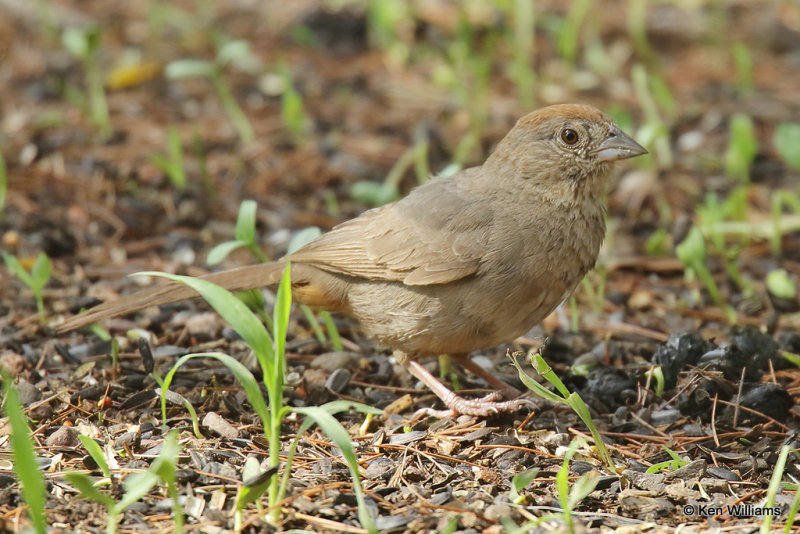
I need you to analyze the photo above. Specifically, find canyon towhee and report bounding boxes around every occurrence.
[60,104,647,416]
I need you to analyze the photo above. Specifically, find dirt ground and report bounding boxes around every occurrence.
[2,0,800,532]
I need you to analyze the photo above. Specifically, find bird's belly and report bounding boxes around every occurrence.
[345,275,577,357]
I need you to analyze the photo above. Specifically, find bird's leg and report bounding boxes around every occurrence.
[398,353,536,417]
[449,354,521,398]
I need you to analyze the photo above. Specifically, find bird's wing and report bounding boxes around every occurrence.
[288,174,492,285]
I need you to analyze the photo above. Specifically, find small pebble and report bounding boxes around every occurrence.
[46,426,79,447]
[15,381,42,405]
[310,351,359,372]
[202,412,240,439]
[325,368,351,393]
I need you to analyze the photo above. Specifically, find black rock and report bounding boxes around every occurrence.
[651,332,715,389]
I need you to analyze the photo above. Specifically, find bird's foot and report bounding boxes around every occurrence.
[404,358,537,418]
[415,391,538,418]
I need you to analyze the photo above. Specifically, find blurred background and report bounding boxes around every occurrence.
[3,2,800,531]
[1,0,799,333]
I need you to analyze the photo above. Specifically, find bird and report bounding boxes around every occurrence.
[58,104,647,417]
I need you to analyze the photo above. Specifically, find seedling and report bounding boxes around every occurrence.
[366,0,411,63]
[511,351,614,470]
[207,200,268,264]
[507,0,536,109]
[646,446,688,473]
[0,152,6,214]
[503,440,600,533]
[771,191,800,254]
[556,440,601,532]
[279,65,310,144]
[732,42,753,95]
[675,226,737,324]
[149,127,187,190]
[725,113,758,184]
[785,484,800,534]
[62,25,112,140]
[580,265,607,315]
[627,0,655,63]
[774,122,800,172]
[557,0,592,66]
[79,435,111,480]
[696,189,755,297]
[645,228,672,256]
[166,39,257,145]
[3,376,47,534]
[766,269,797,300]
[191,130,212,194]
[428,15,493,167]
[509,467,540,505]
[760,445,790,534]
[644,365,665,398]
[632,63,672,169]
[149,269,379,530]
[66,431,183,534]
[2,252,52,322]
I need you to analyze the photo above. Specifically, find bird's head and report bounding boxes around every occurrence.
[485,104,647,205]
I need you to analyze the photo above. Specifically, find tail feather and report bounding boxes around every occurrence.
[57,262,285,332]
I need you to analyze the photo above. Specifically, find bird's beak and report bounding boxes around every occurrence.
[593,127,648,162]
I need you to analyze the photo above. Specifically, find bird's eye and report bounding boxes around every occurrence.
[560,128,579,145]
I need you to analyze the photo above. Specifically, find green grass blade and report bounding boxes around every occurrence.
[0,153,6,213]
[784,477,800,533]
[136,272,274,363]
[234,200,257,244]
[287,227,322,254]
[510,467,539,504]
[293,406,377,533]
[3,378,47,534]
[511,353,614,469]
[115,431,180,513]
[2,253,34,288]
[761,445,790,534]
[508,354,564,404]
[320,311,343,351]
[64,473,115,508]
[300,304,327,344]
[79,435,110,478]
[30,253,51,292]
[160,352,270,433]
[568,470,600,510]
[206,240,249,265]
[273,263,292,379]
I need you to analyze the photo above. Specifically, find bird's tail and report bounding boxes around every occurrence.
[57,262,286,332]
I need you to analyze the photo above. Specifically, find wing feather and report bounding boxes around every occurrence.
[287,173,491,285]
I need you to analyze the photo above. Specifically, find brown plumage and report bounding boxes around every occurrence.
[59,104,646,416]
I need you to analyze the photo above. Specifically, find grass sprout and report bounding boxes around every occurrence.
[3,376,48,534]
[146,269,379,529]
[166,39,257,145]
[149,127,187,190]
[66,431,183,534]
[675,226,737,324]
[2,252,52,322]
[511,351,614,470]
[725,113,758,184]
[62,25,112,139]
[774,122,800,172]
[760,445,790,534]
[503,440,600,533]
[508,0,536,109]
[0,152,6,214]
